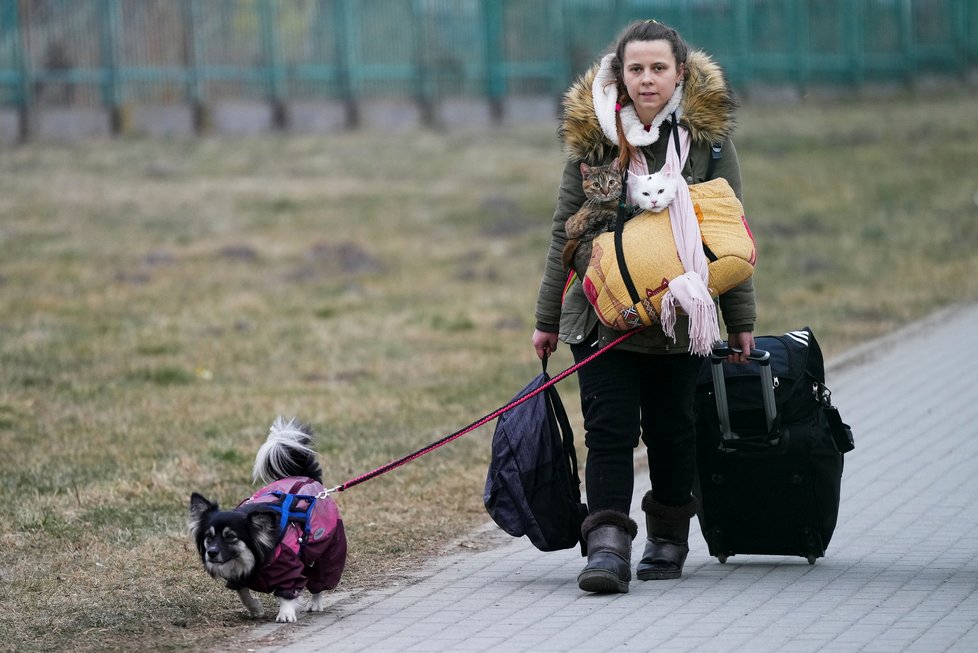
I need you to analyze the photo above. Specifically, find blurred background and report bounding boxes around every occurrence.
[1,0,976,142]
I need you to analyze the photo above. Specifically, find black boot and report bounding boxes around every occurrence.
[636,493,698,581]
[577,510,638,594]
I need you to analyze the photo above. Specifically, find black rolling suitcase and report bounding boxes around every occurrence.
[693,328,854,564]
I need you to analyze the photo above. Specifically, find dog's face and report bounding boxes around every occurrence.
[188,493,279,582]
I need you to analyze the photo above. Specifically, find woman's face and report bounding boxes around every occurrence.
[621,39,684,124]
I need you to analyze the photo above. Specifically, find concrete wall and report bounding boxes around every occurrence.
[0,96,564,145]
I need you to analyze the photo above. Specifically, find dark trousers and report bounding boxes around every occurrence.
[571,339,702,515]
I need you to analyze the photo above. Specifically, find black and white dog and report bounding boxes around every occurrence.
[188,417,347,622]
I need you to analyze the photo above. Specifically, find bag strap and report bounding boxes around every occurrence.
[546,381,578,482]
[707,141,722,179]
[540,356,578,482]
[673,113,722,180]
[671,116,682,161]
[612,166,642,305]
[542,355,586,555]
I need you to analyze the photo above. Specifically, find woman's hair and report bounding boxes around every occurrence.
[609,20,690,168]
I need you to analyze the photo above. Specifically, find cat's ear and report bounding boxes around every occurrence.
[580,162,591,176]
[610,158,621,171]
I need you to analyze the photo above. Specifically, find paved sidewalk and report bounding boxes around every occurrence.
[232,303,978,653]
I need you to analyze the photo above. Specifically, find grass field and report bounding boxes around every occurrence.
[2,91,977,652]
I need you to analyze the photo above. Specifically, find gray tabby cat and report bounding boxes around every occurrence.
[561,159,622,277]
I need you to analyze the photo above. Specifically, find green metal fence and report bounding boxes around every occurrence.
[1,0,976,137]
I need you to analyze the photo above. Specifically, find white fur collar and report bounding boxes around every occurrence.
[591,52,684,147]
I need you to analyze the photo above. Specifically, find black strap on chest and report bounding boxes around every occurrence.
[670,117,724,181]
[612,165,642,305]
[707,141,723,179]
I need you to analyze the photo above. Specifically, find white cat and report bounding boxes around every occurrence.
[631,168,678,213]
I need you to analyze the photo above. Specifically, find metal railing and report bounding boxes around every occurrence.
[1,0,975,139]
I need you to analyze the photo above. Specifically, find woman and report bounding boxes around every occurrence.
[531,20,756,593]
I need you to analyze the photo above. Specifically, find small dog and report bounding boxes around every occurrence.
[188,417,347,622]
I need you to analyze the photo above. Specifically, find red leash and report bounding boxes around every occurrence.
[323,329,642,495]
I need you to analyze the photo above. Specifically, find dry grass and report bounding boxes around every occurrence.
[1,91,977,651]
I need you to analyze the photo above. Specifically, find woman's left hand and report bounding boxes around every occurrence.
[726,331,755,364]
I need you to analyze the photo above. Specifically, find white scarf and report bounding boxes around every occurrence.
[657,127,721,356]
[591,54,720,356]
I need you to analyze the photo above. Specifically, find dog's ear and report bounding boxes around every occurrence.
[248,510,281,559]
[188,492,218,541]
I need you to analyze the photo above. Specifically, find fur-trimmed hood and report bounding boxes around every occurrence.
[559,49,738,163]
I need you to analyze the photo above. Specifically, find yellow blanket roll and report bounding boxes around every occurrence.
[582,177,756,331]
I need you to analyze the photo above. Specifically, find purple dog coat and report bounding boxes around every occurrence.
[235,477,347,600]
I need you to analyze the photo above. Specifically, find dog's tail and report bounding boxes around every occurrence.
[253,416,323,485]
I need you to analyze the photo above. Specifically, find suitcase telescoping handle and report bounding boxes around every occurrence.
[709,346,777,439]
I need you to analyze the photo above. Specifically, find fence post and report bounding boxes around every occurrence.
[733,0,751,89]
[951,0,974,75]
[958,0,976,72]
[794,0,810,94]
[848,0,865,88]
[483,0,504,123]
[412,0,436,127]
[550,0,570,112]
[613,0,624,30]
[335,0,360,128]
[100,0,128,135]
[310,0,333,100]
[183,0,209,133]
[899,0,913,85]
[13,0,34,142]
[259,0,287,129]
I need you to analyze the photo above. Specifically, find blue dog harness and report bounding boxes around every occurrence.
[262,490,317,545]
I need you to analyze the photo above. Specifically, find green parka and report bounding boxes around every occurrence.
[534,50,756,354]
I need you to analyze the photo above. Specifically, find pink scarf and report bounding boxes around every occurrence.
[627,125,720,356]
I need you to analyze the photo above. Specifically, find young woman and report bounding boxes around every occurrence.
[531,20,756,593]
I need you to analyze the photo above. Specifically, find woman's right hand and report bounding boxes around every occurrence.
[532,329,559,360]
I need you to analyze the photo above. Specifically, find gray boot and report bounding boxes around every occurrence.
[636,493,698,581]
[577,510,638,594]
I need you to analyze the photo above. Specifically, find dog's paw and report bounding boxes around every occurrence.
[306,593,324,613]
[237,588,265,617]
[275,599,299,623]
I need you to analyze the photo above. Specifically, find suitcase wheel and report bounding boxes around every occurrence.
[801,528,823,565]
[717,554,728,564]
